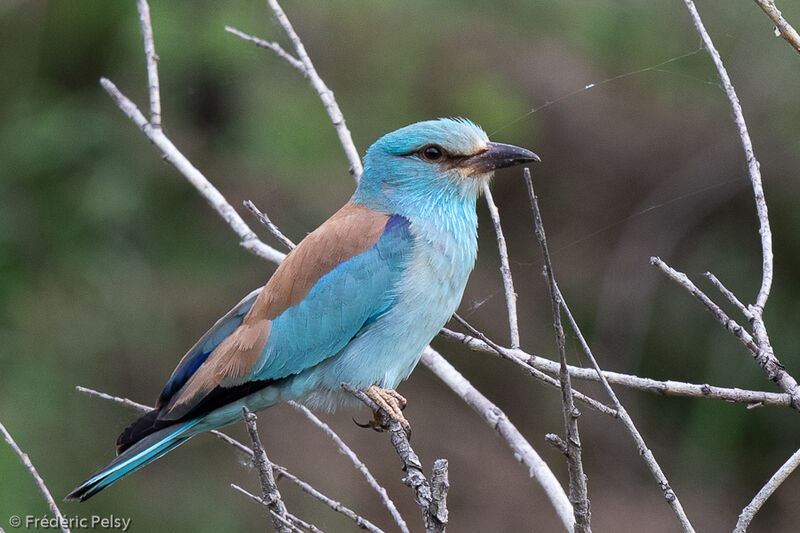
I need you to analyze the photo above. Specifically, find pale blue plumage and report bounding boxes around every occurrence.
[68,118,539,501]
[256,215,412,383]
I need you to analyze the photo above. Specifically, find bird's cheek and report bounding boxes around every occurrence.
[455,166,493,181]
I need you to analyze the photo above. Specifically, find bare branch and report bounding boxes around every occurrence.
[553,284,696,533]
[99,77,286,265]
[224,25,305,72]
[429,459,449,529]
[243,408,292,533]
[288,402,409,533]
[438,328,791,407]
[734,445,800,532]
[232,484,324,533]
[211,427,258,456]
[268,511,308,533]
[420,348,575,532]
[682,0,773,309]
[525,168,591,532]
[271,465,386,533]
[244,199,297,250]
[482,184,520,348]
[545,433,569,455]
[276,511,325,533]
[652,256,761,352]
[75,385,151,411]
[751,0,800,55]
[0,420,70,533]
[451,315,618,417]
[703,272,752,320]
[651,257,800,410]
[263,0,363,180]
[344,384,447,533]
[136,0,161,127]
[517,167,695,531]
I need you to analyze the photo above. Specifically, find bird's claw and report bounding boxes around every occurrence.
[352,413,390,433]
[364,385,411,436]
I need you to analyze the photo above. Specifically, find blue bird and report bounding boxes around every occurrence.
[67,118,539,501]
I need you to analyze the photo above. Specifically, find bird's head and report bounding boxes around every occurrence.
[354,118,539,215]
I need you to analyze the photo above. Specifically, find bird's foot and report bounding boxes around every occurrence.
[364,385,410,435]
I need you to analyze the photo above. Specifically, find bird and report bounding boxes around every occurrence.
[67,117,539,501]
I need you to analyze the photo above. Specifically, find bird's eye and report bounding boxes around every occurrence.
[419,145,445,162]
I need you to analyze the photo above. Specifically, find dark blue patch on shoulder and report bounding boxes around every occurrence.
[384,214,409,233]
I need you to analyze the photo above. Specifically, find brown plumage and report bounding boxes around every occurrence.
[161,201,391,419]
[253,201,391,319]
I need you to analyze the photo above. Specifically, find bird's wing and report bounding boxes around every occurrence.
[155,288,261,408]
[156,202,412,421]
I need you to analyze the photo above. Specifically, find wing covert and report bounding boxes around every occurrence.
[157,203,412,421]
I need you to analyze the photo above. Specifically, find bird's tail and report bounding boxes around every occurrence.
[66,418,200,502]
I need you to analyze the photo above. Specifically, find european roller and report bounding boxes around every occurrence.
[67,118,539,501]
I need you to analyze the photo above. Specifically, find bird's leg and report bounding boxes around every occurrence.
[365,385,410,434]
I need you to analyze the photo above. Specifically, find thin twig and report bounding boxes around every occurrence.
[243,408,292,533]
[212,428,258,456]
[136,0,161,127]
[272,465,385,533]
[224,26,305,72]
[439,328,791,407]
[703,272,752,320]
[554,283,696,533]
[99,78,285,264]
[420,348,575,532]
[0,420,70,533]
[734,446,800,532]
[525,168,591,532]
[683,0,773,310]
[675,17,800,528]
[482,184,520,348]
[75,385,151,411]
[230,486,289,529]
[244,199,297,250]
[288,402,409,533]
[343,385,447,533]
[231,484,320,533]
[652,257,757,349]
[751,0,800,55]
[269,512,307,533]
[651,257,800,410]
[520,168,695,531]
[452,315,618,417]
[263,0,363,180]
[76,385,254,460]
[279,511,325,533]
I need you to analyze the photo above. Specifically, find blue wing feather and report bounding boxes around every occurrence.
[157,289,259,406]
[156,215,411,413]
[254,214,411,380]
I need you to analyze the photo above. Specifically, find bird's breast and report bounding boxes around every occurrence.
[365,217,477,382]
[289,209,479,410]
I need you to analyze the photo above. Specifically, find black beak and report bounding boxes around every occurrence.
[464,142,541,174]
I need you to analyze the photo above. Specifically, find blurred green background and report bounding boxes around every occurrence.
[2,1,800,531]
